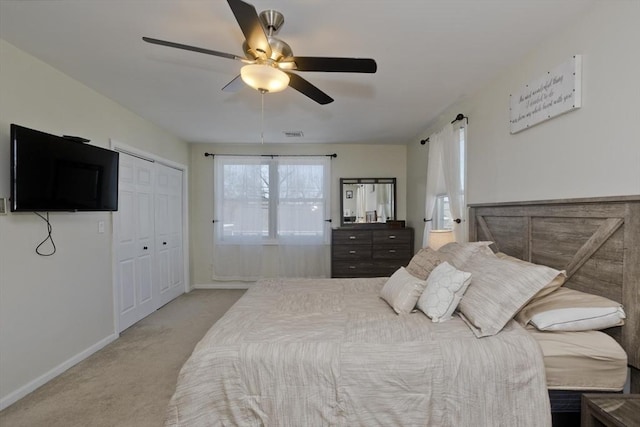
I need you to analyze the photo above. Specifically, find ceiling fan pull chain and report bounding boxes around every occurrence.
[261,91,264,144]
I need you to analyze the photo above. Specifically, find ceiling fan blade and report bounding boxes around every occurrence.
[226,0,272,58]
[142,37,248,62]
[286,73,333,105]
[292,57,377,73]
[221,75,245,92]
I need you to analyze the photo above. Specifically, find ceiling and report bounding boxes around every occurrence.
[0,0,597,145]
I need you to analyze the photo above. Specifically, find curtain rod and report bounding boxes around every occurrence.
[420,113,469,145]
[204,153,337,158]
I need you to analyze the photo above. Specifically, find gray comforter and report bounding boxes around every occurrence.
[166,278,551,426]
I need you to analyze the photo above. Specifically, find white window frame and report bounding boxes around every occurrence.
[213,155,330,245]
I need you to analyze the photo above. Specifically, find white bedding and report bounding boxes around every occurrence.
[166,278,551,426]
[529,327,628,391]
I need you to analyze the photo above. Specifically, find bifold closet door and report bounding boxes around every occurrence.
[155,163,184,307]
[115,153,157,332]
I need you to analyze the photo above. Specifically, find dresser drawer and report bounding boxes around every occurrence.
[372,229,412,245]
[332,229,372,245]
[332,261,377,278]
[371,260,405,277]
[332,245,372,259]
[372,245,412,260]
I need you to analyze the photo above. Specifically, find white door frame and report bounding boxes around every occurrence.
[109,139,190,335]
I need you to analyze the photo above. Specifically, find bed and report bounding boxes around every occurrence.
[468,195,640,423]
[166,277,550,426]
[166,196,639,426]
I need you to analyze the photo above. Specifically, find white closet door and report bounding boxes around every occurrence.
[115,153,157,332]
[156,163,184,306]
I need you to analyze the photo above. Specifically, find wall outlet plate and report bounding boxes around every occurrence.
[0,198,7,215]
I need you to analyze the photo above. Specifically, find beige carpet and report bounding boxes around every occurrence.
[0,289,246,427]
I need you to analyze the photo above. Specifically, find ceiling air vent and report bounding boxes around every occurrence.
[283,131,304,138]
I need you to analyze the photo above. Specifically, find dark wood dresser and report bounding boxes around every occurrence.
[331,227,414,278]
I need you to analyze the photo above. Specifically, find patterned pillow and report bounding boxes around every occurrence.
[458,253,566,337]
[437,241,495,269]
[380,267,428,314]
[405,247,442,280]
[417,262,472,322]
[496,252,565,300]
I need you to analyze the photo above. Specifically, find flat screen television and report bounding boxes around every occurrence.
[10,124,119,212]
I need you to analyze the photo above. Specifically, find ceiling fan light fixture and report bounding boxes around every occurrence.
[240,64,289,93]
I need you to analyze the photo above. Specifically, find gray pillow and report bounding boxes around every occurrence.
[458,253,566,337]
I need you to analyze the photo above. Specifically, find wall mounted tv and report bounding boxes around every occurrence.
[10,124,119,212]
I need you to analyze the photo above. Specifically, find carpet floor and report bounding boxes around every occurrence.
[0,289,246,427]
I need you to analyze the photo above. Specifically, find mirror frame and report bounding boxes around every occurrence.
[339,178,397,227]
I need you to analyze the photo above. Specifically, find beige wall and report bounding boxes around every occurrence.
[189,143,407,285]
[407,1,640,250]
[0,40,188,407]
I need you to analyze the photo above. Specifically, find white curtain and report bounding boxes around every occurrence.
[422,128,447,247]
[212,155,331,281]
[356,185,365,222]
[212,156,265,281]
[442,121,467,242]
[376,184,389,222]
[276,156,331,277]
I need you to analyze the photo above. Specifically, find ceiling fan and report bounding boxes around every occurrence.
[143,0,377,105]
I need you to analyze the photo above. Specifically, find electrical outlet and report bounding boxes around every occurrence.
[0,198,7,215]
[98,221,105,233]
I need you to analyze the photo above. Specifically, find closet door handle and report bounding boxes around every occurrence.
[163,242,167,245]
[388,235,396,239]
[349,236,357,240]
[143,246,148,250]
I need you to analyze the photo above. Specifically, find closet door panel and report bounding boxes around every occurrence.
[156,164,184,306]
[155,190,171,294]
[134,161,156,320]
[116,154,156,332]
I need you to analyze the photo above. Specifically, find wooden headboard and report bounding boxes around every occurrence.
[468,196,640,387]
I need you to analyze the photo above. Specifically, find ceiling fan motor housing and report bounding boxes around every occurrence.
[243,10,291,62]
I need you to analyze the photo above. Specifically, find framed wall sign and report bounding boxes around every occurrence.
[509,55,582,134]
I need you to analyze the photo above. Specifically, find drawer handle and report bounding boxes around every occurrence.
[349,250,357,254]
[349,265,356,269]
[389,249,396,253]
[349,236,357,240]
[388,235,396,239]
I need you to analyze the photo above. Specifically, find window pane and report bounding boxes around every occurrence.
[435,194,453,230]
[278,163,325,238]
[221,163,269,238]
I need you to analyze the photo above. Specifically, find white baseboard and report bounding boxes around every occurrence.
[194,282,253,290]
[0,332,118,411]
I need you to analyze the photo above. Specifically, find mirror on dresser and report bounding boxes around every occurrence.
[340,178,396,227]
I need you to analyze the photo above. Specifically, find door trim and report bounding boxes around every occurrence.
[109,139,190,334]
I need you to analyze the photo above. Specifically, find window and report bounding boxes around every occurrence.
[214,155,330,244]
[434,194,453,230]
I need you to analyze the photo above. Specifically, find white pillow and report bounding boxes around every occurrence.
[380,267,428,314]
[516,287,625,331]
[530,307,625,331]
[417,261,472,322]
